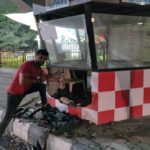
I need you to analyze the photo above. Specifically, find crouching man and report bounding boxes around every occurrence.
[0,49,50,137]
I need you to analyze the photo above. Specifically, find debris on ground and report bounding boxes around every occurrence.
[15,104,81,137]
[14,103,150,150]
[0,132,34,150]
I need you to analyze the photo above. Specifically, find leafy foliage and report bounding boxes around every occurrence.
[0,0,37,51]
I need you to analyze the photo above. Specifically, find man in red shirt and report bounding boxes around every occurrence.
[0,49,50,137]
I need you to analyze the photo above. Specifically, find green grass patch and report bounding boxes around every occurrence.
[1,55,24,68]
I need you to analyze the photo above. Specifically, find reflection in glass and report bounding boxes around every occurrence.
[38,15,91,70]
[93,13,150,69]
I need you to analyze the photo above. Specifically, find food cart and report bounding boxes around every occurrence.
[32,0,150,125]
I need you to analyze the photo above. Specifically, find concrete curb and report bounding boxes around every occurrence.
[1,109,146,150]
[0,109,98,150]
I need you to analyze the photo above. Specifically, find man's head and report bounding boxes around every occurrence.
[35,49,49,66]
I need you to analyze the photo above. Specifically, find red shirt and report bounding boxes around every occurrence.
[7,60,42,95]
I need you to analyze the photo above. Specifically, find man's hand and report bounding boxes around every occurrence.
[36,75,47,83]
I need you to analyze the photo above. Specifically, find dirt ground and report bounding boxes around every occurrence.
[72,116,150,149]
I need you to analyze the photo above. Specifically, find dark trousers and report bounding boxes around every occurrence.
[0,83,47,137]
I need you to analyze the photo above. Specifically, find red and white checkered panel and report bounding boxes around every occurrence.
[115,71,130,90]
[86,92,98,111]
[90,72,99,92]
[82,108,98,124]
[47,96,56,108]
[98,72,115,92]
[47,69,150,125]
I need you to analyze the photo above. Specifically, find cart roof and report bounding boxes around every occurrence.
[32,0,150,17]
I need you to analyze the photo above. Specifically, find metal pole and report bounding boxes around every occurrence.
[84,3,97,70]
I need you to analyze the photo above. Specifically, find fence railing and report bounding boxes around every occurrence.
[0,51,35,68]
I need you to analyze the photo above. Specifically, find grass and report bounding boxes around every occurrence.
[1,55,24,68]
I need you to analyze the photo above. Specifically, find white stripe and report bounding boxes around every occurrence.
[0,110,4,123]
[13,119,31,142]
[46,134,72,150]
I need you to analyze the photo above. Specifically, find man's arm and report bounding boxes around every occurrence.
[41,69,60,82]
[19,73,37,86]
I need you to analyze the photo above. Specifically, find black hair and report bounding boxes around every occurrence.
[36,49,49,56]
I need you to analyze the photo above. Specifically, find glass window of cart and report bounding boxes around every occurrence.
[92,13,150,69]
[38,14,91,70]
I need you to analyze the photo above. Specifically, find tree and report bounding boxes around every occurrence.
[0,0,37,51]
